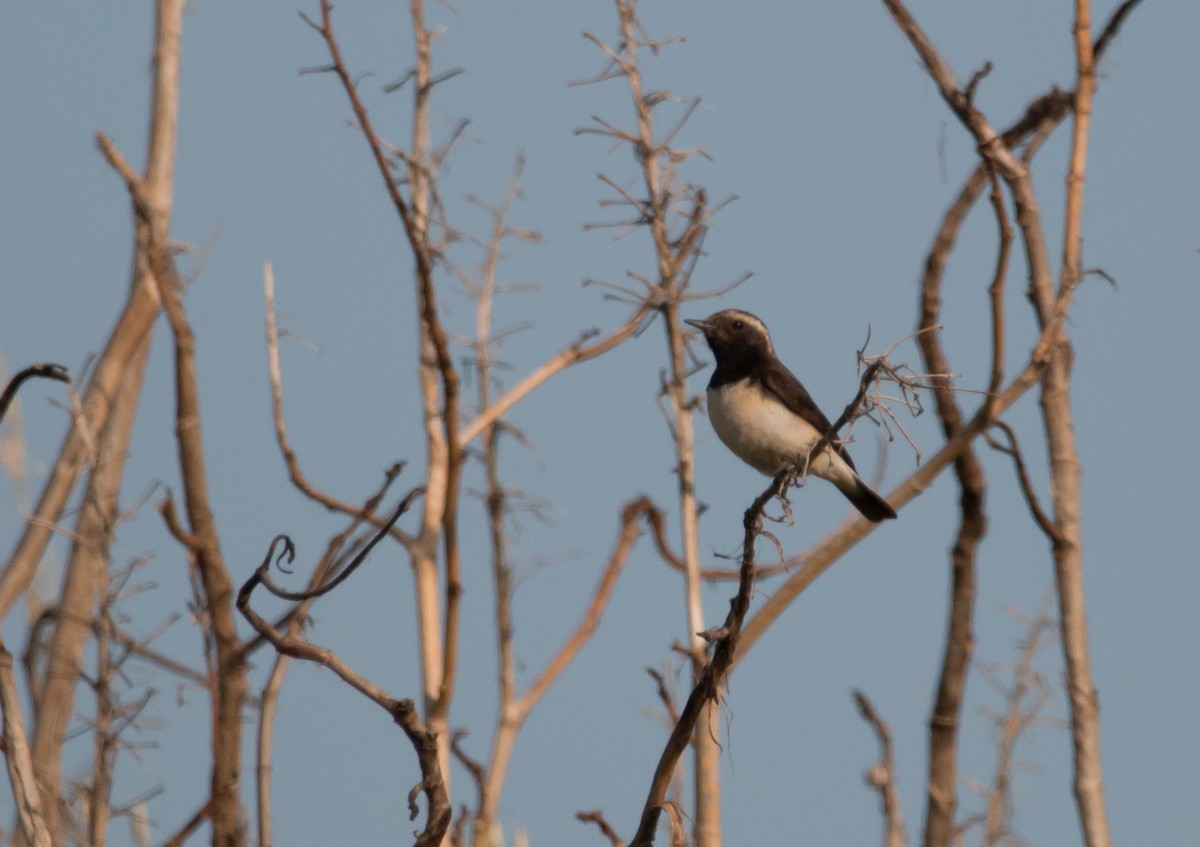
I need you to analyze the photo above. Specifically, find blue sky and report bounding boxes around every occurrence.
[2,1,1197,845]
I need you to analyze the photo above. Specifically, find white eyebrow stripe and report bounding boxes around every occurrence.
[725,310,774,352]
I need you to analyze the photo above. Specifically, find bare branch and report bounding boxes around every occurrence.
[983,168,1012,414]
[1092,0,1145,58]
[449,730,486,807]
[302,0,432,279]
[158,490,199,551]
[150,145,247,845]
[629,472,780,846]
[910,113,993,847]
[236,526,450,846]
[156,798,214,847]
[458,305,653,446]
[515,497,649,717]
[980,607,1058,846]
[262,262,415,547]
[660,801,687,847]
[1,637,52,847]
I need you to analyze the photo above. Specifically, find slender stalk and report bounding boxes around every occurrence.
[610,2,721,839]
[629,478,776,847]
[914,167,992,847]
[1039,3,1110,844]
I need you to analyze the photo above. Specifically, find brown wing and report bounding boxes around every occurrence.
[758,362,858,472]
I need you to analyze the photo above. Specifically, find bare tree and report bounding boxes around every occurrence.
[0,3,1147,847]
[3,1,180,844]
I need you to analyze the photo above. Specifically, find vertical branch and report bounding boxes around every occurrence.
[1042,3,1110,845]
[140,3,245,823]
[402,0,451,734]
[912,162,1012,847]
[1,637,52,847]
[409,0,463,792]
[154,255,247,847]
[876,5,1141,844]
[468,162,523,846]
[629,477,778,847]
[589,4,723,842]
[303,0,462,786]
[662,294,722,847]
[87,603,114,847]
[29,357,147,846]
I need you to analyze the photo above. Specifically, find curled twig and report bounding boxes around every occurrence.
[236,497,449,846]
[0,363,70,425]
[252,487,424,602]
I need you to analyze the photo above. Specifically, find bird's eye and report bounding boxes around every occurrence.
[732,320,744,330]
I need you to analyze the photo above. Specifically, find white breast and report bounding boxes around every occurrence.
[706,379,856,487]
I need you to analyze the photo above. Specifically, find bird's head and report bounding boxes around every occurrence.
[684,309,775,362]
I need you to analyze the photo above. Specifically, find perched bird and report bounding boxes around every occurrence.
[685,309,897,522]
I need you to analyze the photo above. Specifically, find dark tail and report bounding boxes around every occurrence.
[842,478,897,522]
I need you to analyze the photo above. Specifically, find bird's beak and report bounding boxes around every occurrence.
[684,318,711,333]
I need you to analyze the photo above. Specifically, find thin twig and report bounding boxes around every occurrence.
[646,667,682,727]
[262,262,415,547]
[154,796,215,847]
[578,810,628,847]
[985,421,1062,543]
[853,690,906,847]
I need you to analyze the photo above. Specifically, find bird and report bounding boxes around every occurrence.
[685,309,897,522]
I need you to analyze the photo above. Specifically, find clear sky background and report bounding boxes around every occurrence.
[2,1,1198,845]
